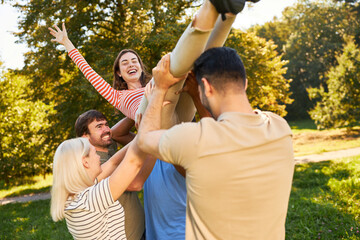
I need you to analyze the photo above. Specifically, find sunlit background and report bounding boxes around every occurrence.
[0,0,297,69]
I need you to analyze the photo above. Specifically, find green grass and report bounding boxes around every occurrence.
[0,199,72,240]
[1,156,359,239]
[286,155,360,239]
[0,175,52,199]
[288,119,318,132]
[290,119,360,156]
[1,119,359,239]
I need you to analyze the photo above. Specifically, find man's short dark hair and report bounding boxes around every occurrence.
[75,110,108,137]
[193,47,246,92]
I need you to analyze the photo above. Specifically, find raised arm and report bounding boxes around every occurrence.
[48,23,119,108]
[108,140,147,201]
[49,23,144,120]
[111,117,136,146]
[137,54,183,159]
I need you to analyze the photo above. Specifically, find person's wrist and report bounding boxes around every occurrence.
[63,39,75,51]
[154,86,168,93]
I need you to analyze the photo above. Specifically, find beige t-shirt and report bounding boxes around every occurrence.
[159,110,294,240]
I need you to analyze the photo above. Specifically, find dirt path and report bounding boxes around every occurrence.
[294,147,360,164]
[2,147,360,206]
[0,192,50,205]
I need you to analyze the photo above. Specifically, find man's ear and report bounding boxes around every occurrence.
[82,134,90,140]
[201,78,214,97]
[244,78,248,91]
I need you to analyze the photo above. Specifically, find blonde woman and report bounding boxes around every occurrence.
[51,138,145,240]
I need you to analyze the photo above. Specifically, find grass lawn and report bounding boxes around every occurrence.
[286,155,360,239]
[1,119,359,239]
[0,174,52,199]
[289,119,360,156]
[0,199,71,240]
[0,156,359,239]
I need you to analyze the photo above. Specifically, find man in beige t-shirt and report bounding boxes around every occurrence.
[137,48,294,239]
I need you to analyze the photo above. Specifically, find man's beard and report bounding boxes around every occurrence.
[90,132,112,149]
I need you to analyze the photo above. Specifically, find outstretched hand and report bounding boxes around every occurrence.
[152,53,186,90]
[48,23,75,52]
[48,23,68,45]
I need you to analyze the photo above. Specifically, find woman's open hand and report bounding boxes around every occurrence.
[48,23,75,52]
[48,23,68,45]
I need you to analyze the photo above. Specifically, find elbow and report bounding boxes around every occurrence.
[127,182,144,192]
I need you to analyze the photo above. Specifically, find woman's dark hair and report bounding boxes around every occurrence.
[113,49,152,90]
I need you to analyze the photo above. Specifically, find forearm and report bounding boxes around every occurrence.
[108,142,147,201]
[137,88,167,155]
[62,38,75,52]
[68,49,119,108]
[111,117,136,145]
[139,88,166,134]
[126,155,157,191]
[97,144,130,181]
[113,133,136,146]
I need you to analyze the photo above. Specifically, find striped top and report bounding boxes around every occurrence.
[64,177,127,240]
[68,49,145,120]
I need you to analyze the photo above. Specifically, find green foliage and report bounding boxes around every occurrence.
[251,0,360,119]
[5,0,294,178]
[226,30,293,116]
[11,0,196,173]
[0,70,55,185]
[250,17,290,54]
[309,37,360,129]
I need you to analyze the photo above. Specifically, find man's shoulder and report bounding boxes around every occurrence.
[166,121,201,134]
[259,111,291,131]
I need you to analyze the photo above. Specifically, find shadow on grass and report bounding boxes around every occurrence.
[4,186,51,198]
[288,119,317,130]
[0,177,38,189]
[324,129,360,141]
[286,161,360,240]
[0,199,72,240]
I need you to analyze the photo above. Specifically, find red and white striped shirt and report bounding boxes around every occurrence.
[68,49,145,120]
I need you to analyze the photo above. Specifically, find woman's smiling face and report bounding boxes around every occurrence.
[118,52,143,85]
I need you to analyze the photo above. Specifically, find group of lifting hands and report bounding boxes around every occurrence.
[48,0,296,240]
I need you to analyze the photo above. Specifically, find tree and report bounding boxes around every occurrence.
[0,69,55,185]
[250,17,290,54]
[226,30,293,116]
[334,0,360,44]
[250,0,360,119]
[308,37,360,129]
[11,0,196,160]
[6,0,293,178]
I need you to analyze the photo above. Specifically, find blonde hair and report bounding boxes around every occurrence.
[50,138,94,221]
